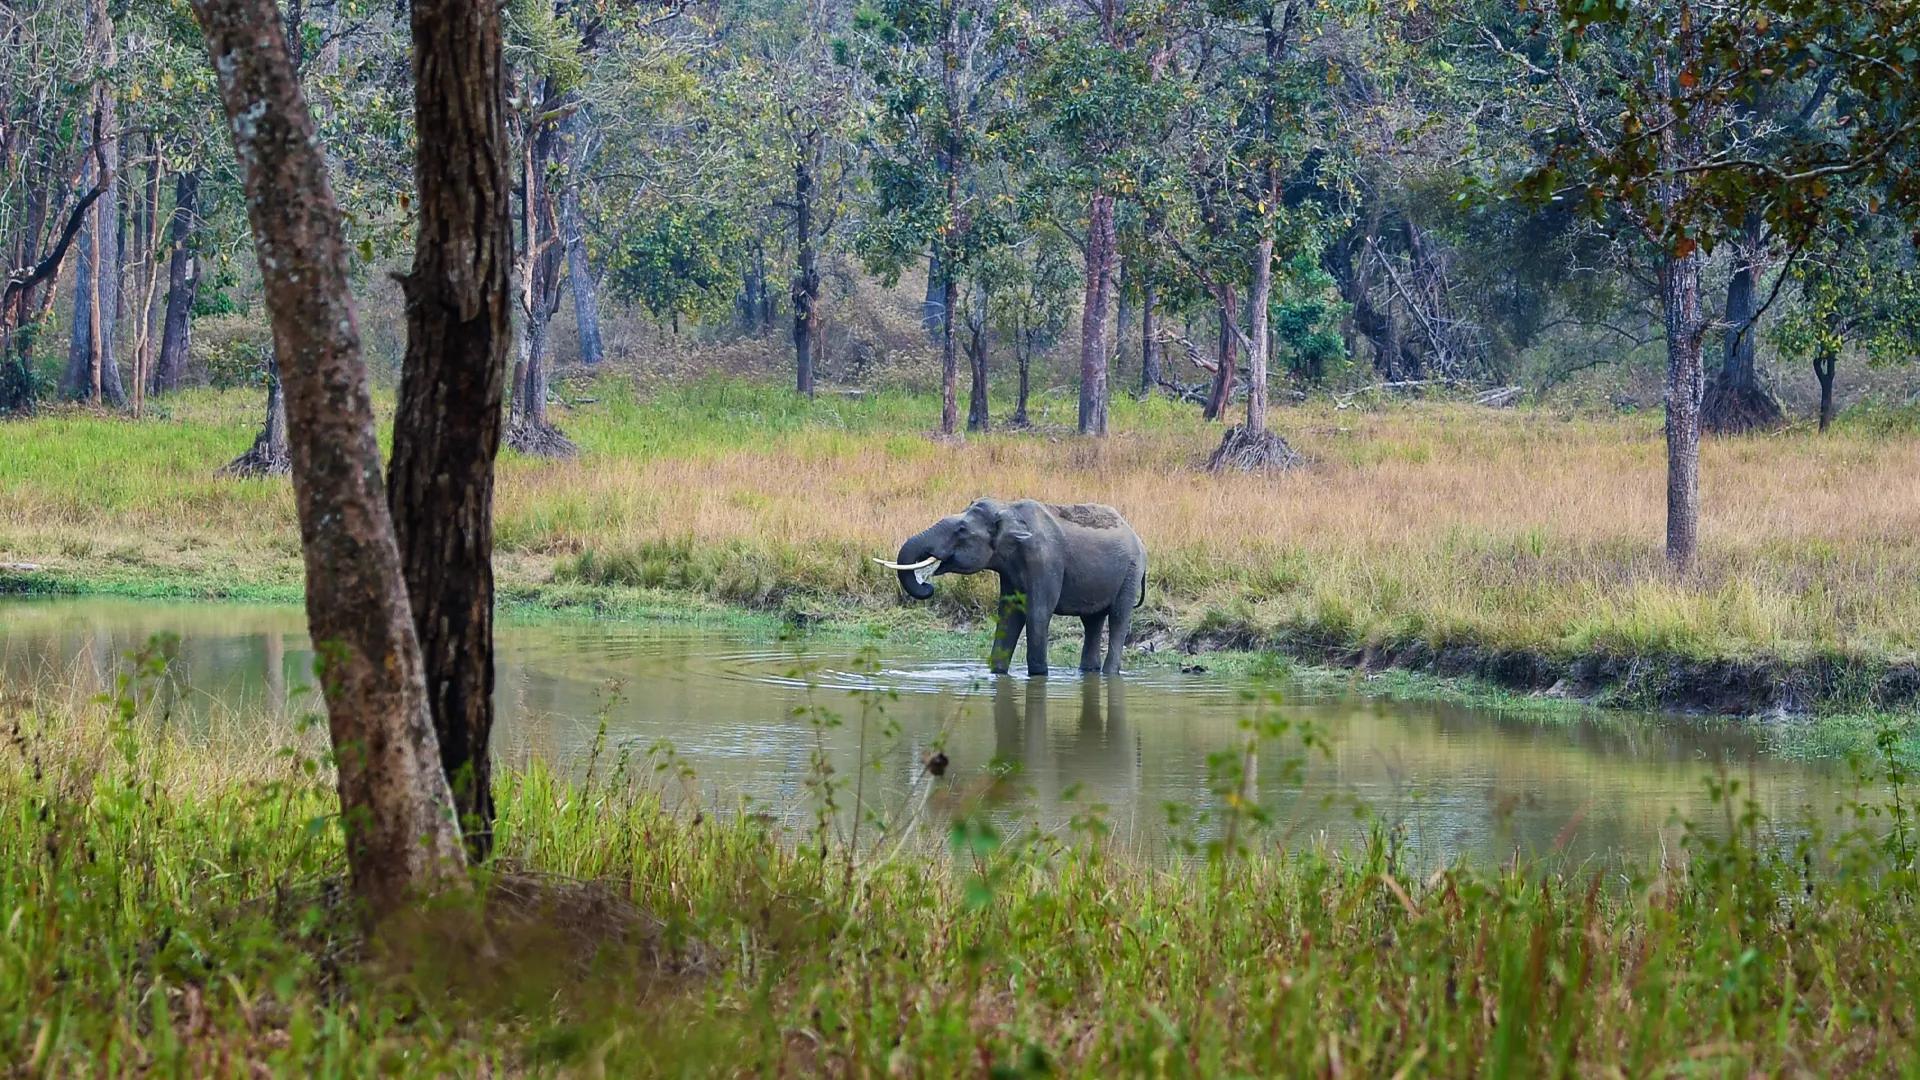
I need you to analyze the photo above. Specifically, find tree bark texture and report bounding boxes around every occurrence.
[1204,287,1237,421]
[1245,236,1273,435]
[152,172,201,395]
[1701,213,1784,434]
[221,355,291,476]
[387,0,515,861]
[63,160,124,405]
[191,0,468,915]
[1140,281,1160,395]
[1814,352,1837,433]
[792,149,819,397]
[965,287,989,432]
[558,107,605,367]
[1659,247,1705,571]
[63,0,124,406]
[923,245,947,338]
[1078,190,1115,436]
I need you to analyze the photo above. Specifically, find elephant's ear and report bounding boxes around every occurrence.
[993,512,1033,550]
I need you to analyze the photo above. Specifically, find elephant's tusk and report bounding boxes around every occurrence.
[873,556,940,572]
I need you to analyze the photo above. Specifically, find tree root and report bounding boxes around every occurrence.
[1205,424,1302,473]
[504,417,578,459]
[1700,380,1785,435]
[218,429,291,478]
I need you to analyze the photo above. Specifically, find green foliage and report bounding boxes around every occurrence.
[606,207,747,324]
[3,650,1918,1073]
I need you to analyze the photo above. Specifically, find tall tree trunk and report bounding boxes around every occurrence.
[506,97,574,457]
[1204,287,1237,421]
[1814,351,1837,433]
[1114,258,1131,392]
[923,245,947,339]
[940,266,959,436]
[1701,213,1784,434]
[557,107,604,366]
[129,140,166,417]
[793,149,819,397]
[1659,247,1706,571]
[1014,318,1031,427]
[152,172,200,395]
[1140,280,1160,395]
[1078,190,1115,436]
[966,287,989,432]
[63,157,124,406]
[190,0,467,916]
[1245,237,1273,435]
[388,0,514,861]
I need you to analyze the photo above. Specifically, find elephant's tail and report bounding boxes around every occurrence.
[1136,569,1147,609]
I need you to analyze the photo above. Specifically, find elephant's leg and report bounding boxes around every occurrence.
[1103,576,1141,675]
[1079,614,1105,672]
[1103,606,1134,675]
[990,594,1026,675]
[1025,604,1054,677]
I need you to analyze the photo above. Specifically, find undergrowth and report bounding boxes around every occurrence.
[1,638,1917,1075]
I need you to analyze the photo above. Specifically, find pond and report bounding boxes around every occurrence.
[0,596,1871,870]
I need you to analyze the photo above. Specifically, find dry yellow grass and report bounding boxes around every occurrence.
[5,380,1920,666]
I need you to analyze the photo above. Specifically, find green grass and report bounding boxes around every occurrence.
[10,377,1920,721]
[3,661,1917,1076]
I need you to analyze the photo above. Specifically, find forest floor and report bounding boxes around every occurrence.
[2,680,1916,1075]
[6,378,1920,724]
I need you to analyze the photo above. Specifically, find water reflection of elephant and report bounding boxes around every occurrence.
[990,676,1137,813]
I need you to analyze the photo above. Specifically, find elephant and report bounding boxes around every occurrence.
[876,498,1147,676]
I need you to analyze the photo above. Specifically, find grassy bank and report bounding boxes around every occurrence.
[7,379,1920,715]
[4,666,1918,1075]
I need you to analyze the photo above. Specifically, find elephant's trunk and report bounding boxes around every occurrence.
[893,530,939,600]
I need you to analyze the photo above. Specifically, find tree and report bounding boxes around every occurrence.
[1772,215,1920,432]
[851,0,1006,437]
[60,0,125,407]
[1508,0,1888,569]
[190,0,468,916]
[504,56,577,458]
[387,0,517,859]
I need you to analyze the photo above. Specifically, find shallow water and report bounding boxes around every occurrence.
[0,596,1870,869]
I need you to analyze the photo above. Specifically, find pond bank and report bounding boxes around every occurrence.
[5,562,1914,765]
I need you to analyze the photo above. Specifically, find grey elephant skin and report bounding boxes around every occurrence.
[886,498,1147,676]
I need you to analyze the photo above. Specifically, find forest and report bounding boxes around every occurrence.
[5,0,1920,1073]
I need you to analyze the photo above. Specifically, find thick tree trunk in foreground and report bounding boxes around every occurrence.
[1814,352,1837,433]
[1078,190,1115,436]
[1659,247,1706,571]
[191,0,467,916]
[152,172,201,395]
[388,0,515,861]
[1702,216,1784,434]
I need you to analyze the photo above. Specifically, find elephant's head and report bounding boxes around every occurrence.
[876,499,1031,601]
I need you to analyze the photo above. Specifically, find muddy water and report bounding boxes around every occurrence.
[0,597,1867,869]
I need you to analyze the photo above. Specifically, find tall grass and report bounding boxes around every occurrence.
[2,650,1917,1075]
[8,379,1920,668]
